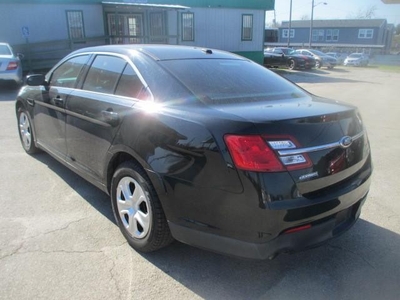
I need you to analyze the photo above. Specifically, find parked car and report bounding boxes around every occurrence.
[326,52,347,65]
[0,42,23,88]
[16,45,372,260]
[344,53,369,67]
[264,47,316,70]
[296,49,337,69]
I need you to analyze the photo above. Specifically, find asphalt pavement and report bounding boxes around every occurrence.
[0,66,399,300]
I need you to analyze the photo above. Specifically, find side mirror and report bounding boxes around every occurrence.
[26,74,47,86]
[17,53,25,60]
[281,54,285,58]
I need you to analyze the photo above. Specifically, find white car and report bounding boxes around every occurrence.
[0,42,24,88]
[344,53,369,67]
[326,52,347,65]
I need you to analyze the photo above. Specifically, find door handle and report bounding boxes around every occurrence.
[101,110,120,126]
[52,96,64,105]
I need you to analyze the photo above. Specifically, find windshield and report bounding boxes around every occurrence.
[0,45,12,56]
[160,59,308,104]
[349,53,362,58]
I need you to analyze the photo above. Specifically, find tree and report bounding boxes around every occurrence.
[353,5,377,19]
[395,24,400,35]
[300,14,310,20]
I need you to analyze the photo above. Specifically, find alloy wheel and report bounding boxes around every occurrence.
[19,112,32,150]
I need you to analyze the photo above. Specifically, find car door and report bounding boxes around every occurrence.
[33,54,90,160]
[273,48,285,65]
[65,54,147,183]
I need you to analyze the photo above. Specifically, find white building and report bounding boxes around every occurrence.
[0,0,275,70]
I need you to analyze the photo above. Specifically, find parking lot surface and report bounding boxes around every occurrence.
[0,67,399,300]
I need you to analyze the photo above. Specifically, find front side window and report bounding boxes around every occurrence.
[67,11,85,39]
[312,29,324,42]
[242,14,253,41]
[181,12,194,41]
[50,55,89,88]
[282,29,295,39]
[358,29,373,39]
[83,55,127,94]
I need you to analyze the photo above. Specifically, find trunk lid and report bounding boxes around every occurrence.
[211,96,370,196]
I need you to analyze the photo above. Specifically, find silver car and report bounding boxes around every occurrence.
[344,53,369,67]
[295,49,337,69]
[0,42,23,87]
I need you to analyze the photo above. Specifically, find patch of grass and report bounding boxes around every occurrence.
[369,64,400,73]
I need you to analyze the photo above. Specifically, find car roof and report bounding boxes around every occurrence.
[70,45,244,61]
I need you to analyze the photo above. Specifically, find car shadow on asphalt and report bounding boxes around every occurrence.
[0,85,20,101]
[29,152,400,299]
[32,152,115,224]
[140,219,400,299]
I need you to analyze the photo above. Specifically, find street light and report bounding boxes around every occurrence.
[309,0,327,48]
[287,0,293,47]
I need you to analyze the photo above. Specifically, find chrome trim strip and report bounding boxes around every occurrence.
[278,131,365,156]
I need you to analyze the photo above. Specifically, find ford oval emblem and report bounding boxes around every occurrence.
[340,136,353,149]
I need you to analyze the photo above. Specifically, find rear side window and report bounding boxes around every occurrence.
[50,55,89,88]
[115,64,145,99]
[83,55,126,94]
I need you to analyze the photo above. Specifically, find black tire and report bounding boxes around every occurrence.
[316,60,321,68]
[111,161,173,252]
[17,107,40,154]
[288,60,296,70]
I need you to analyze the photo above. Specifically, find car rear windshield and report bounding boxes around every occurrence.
[160,59,308,104]
[349,54,362,58]
[0,45,12,55]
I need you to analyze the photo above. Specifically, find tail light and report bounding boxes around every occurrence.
[7,61,18,70]
[224,134,312,172]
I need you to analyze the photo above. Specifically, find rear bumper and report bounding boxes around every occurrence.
[0,70,22,83]
[169,176,370,260]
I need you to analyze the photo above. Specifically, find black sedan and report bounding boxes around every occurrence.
[16,45,372,259]
[264,47,316,70]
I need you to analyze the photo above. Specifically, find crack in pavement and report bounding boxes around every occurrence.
[0,217,88,260]
[327,243,375,269]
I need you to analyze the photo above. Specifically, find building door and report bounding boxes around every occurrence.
[108,14,143,44]
[127,16,143,43]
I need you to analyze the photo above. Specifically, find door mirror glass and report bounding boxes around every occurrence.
[26,74,46,86]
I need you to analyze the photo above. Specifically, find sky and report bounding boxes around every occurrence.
[266,0,400,26]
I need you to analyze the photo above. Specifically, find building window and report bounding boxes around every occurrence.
[312,29,324,42]
[282,29,295,39]
[181,12,194,41]
[358,29,373,39]
[66,11,85,39]
[149,12,166,43]
[326,29,339,42]
[242,14,253,41]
